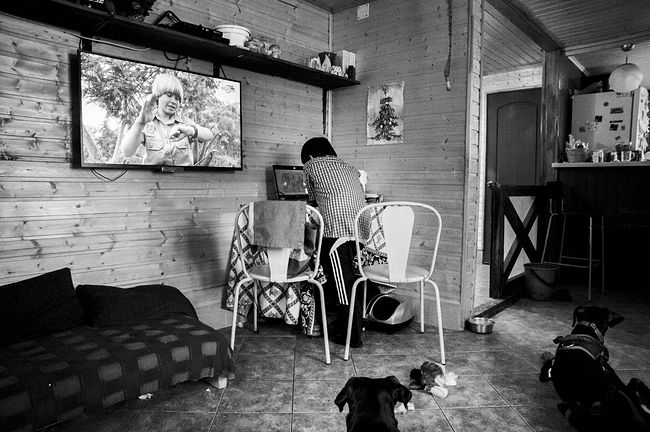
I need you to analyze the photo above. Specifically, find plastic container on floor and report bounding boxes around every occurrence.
[524,263,559,301]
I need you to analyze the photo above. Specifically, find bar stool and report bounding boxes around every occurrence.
[541,181,604,301]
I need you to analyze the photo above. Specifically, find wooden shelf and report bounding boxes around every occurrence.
[0,0,360,91]
[552,161,650,168]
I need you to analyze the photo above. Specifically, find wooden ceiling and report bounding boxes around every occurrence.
[496,0,650,87]
[304,0,650,87]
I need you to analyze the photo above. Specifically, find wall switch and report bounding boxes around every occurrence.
[357,3,369,20]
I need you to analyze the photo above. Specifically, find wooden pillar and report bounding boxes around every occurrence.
[541,50,562,185]
[541,50,583,184]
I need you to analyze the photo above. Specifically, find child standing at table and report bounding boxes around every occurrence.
[301,137,367,347]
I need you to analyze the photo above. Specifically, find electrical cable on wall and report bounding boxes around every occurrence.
[444,0,452,91]
[163,51,188,63]
[91,168,127,181]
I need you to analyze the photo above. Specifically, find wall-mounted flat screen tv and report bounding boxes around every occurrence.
[79,50,242,170]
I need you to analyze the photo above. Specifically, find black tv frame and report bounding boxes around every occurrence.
[77,49,243,172]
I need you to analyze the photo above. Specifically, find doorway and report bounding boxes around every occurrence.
[483,88,541,263]
[475,86,542,310]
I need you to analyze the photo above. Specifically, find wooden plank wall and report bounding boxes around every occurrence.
[0,0,330,330]
[329,0,473,329]
[472,1,544,309]
[460,0,482,324]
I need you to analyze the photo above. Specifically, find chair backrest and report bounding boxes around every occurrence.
[233,202,323,283]
[353,201,442,282]
[382,206,414,280]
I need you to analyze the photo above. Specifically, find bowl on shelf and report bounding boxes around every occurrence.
[215,24,250,48]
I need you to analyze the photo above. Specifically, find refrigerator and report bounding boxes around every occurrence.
[570,87,649,152]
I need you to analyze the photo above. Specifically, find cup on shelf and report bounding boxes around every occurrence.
[591,150,604,163]
[621,150,632,162]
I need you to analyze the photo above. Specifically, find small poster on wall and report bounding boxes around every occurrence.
[367,81,404,145]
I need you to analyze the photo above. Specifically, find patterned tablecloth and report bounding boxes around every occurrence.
[225,205,388,336]
[225,206,324,336]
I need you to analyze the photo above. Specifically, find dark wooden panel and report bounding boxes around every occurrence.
[556,166,650,289]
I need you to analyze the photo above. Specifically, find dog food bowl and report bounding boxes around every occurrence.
[465,317,495,334]
[215,24,250,47]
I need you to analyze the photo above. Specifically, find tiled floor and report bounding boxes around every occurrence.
[46,284,650,432]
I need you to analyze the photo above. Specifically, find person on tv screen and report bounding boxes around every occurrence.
[301,136,374,349]
[121,73,214,166]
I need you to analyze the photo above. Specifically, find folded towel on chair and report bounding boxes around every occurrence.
[250,201,306,249]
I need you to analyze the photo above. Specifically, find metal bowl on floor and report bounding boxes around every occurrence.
[465,317,495,334]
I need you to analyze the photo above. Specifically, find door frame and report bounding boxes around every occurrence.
[474,66,543,302]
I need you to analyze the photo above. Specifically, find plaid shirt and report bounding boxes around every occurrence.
[303,156,366,238]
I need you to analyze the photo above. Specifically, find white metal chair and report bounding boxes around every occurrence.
[343,201,445,364]
[229,202,330,364]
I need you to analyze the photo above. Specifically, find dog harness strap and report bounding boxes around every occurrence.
[575,321,605,344]
[555,334,609,364]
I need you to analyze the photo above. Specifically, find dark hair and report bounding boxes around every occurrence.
[301,137,337,164]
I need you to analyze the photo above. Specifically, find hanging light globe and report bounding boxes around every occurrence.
[609,43,644,93]
[609,63,644,93]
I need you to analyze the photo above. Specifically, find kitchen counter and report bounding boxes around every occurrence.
[553,164,650,289]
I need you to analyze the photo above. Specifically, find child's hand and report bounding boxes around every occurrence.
[137,94,157,125]
[169,124,193,141]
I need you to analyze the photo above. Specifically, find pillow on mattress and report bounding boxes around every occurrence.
[76,283,198,327]
[0,267,85,346]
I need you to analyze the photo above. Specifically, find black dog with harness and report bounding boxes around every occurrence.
[539,306,650,432]
[554,321,610,365]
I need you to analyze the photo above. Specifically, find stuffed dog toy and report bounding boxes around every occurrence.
[409,361,458,398]
[335,376,412,432]
[539,305,650,432]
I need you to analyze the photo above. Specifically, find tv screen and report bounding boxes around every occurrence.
[78,50,242,170]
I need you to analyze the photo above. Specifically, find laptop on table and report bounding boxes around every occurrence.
[272,165,308,201]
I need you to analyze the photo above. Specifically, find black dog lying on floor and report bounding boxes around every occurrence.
[335,376,412,432]
[539,305,650,432]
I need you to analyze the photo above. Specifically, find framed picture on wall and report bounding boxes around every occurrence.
[367,81,404,145]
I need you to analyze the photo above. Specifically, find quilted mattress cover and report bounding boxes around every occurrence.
[0,314,235,432]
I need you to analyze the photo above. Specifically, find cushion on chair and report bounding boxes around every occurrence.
[76,283,198,327]
[0,267,84,347]
[251,200,306,248]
